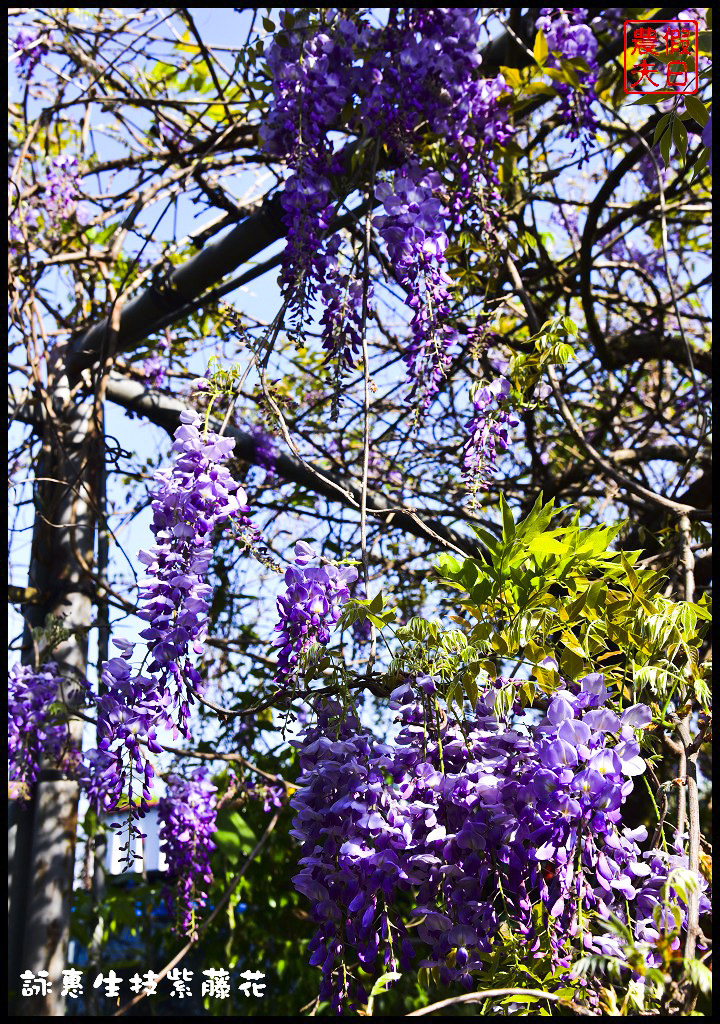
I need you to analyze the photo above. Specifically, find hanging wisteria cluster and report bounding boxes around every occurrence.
[8,662,74,798]
[10,154,80,249]
[290,675,710,1010]
[81,639,161,821]
[235,417,279,481]
[12,29,51,78]
[463,376,519,498]
[535,8,599,152]
[375,167,456,407]
[45,154,80,225]
[158,768,218,937]
[136,411,254,735]
[261,8,512,405]
[142,333,172,388]
[81,411,257,830]
[274,542,357,688]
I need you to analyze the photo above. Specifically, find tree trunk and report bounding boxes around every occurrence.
[9,387,98,1015]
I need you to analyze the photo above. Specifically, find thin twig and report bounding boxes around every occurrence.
[360,142,380,673]
[406,987,594,1016]
[505,252,708,519]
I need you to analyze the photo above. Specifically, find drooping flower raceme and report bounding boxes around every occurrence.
[261,9,512,405]
[375,166,457,407]
[10,153,80,250]
[290,674,710,1010]
[702,113,712,170]
[45,155,79,224]
[137,410,255,737]
[142,333,172,388]
[81,639,162,823]
[158,768,218,937]
[536,9,599,153]
[290,699,410,1013]
[273,542,357,688]
[463,375,518,497]
[81,412,257,831]
[235,417,279,481]
[8,662,71,797]
[537,8,599,62]
[12,29,51,79]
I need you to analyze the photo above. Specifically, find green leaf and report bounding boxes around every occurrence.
[499,65,523,90]
[534,666,559,693]
[369,971,401,998]
[561,629,587,658]
[366,971,402,1015]
[436,553,463,578]
[653,112,672,145]
[566,588,589,620]
[684,94,709,126]
[673,118,689,162]
[558,61,581,88]
[366,613,387,629]
[566,56,592,73]
[469,577,493,606]
[460,561,480,592]
[534,28,549,66]
[226,810,256,844]
[562,316,578,337]
[659,127,673,166]
[560,647,585,680]
[470,523,500,555]
[684,957,712,995]
[500,494,516,543]
[692,145,711,180]
[629,93,671,106]
[213,829,241,854]
[620,552,639,589]
[463,675,479,708]
[529,533,566,558]
[698,30,712,53]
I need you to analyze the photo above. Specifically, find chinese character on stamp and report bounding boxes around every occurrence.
[624,19,699,95]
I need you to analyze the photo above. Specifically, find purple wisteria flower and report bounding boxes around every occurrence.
[8,662,74,797]
[319,235,368,369]
[375,166,457,407]
[80,411,258,834]
[46,155,79,224]
[273,543,357,688]
[463,376,518,497]
[142,354,167,387]
[290,673,710,1010]
[142,334,172,388]
[702,113,712,170]
[261,9,513,406]
[9,153,80,250]
[12,29,51,79]
[87,641,161,807]
[247,780,287,813]
[158,768,218,937]
[236,418,279,479]
[536,9,600,155]
[137,410,255,736]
